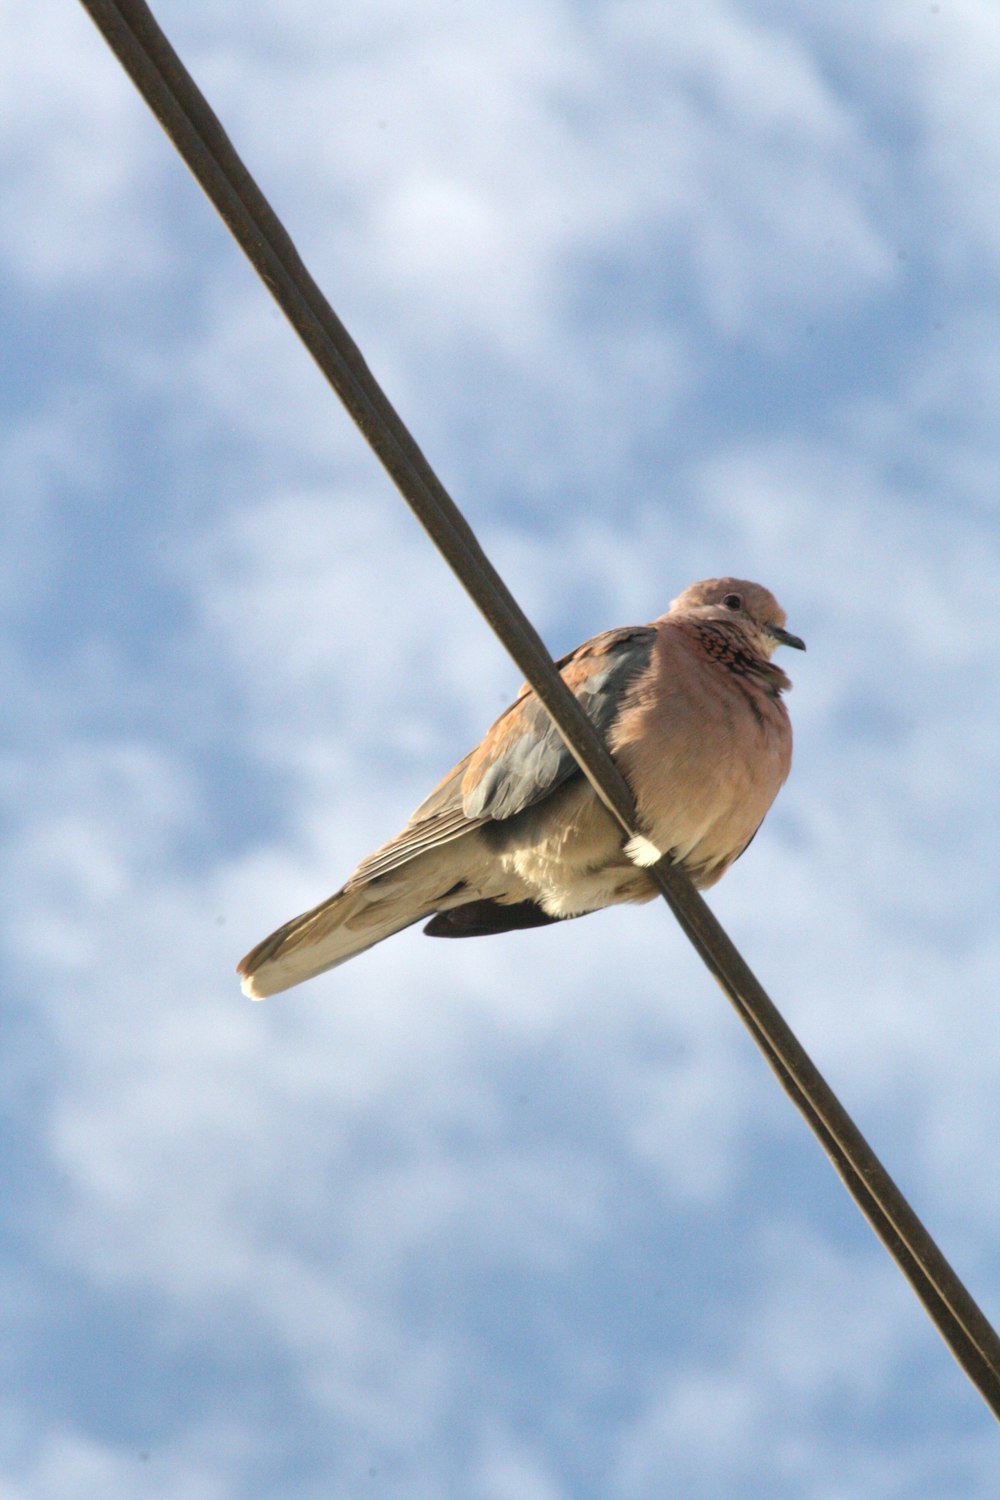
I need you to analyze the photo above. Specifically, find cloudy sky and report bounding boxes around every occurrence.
[4,0,1000,1495]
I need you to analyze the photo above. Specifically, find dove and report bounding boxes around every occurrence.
[238,578,804,997]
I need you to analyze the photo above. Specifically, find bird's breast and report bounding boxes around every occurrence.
[610,627,792,885]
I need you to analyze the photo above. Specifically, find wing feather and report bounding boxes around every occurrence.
[461,625,657,819]
[348,624,657,888]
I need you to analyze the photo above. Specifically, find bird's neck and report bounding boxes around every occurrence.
[687,621,793,698]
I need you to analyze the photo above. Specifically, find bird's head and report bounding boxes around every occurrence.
[669,578,806,659]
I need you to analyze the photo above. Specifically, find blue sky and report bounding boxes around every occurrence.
[4,0,1000,1495]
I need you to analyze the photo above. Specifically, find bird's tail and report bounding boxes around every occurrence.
[237,880,436,998]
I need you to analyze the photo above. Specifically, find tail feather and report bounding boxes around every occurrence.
[238,883,431,998]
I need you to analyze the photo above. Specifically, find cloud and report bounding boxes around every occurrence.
[5,0,1000,1495]
[0,2,174,292]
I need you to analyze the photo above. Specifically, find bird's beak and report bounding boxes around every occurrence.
[767,623,806,652]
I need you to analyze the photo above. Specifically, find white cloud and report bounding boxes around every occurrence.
[5,0,1000,1495]
[0,1,173,290]
[835,0,1000,273]
[613,1222,984,1499]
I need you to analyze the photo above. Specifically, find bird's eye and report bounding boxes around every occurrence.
[723,593,742,610]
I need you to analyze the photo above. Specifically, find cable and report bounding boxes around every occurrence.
[78,0,1000,1417]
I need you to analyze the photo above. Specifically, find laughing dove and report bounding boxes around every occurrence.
[238,578,804,998]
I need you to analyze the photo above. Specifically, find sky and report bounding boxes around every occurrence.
[3,0,1000,1495]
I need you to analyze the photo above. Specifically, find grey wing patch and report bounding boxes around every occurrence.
[462,625,657,821]
[461,713,566,820]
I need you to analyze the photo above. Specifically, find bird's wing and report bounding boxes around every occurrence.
[460,624,657,819]
[349,624,657,887]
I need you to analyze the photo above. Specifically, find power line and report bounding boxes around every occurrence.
[78,0,1000,1418]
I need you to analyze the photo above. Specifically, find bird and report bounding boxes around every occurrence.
[238,577,804,998]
